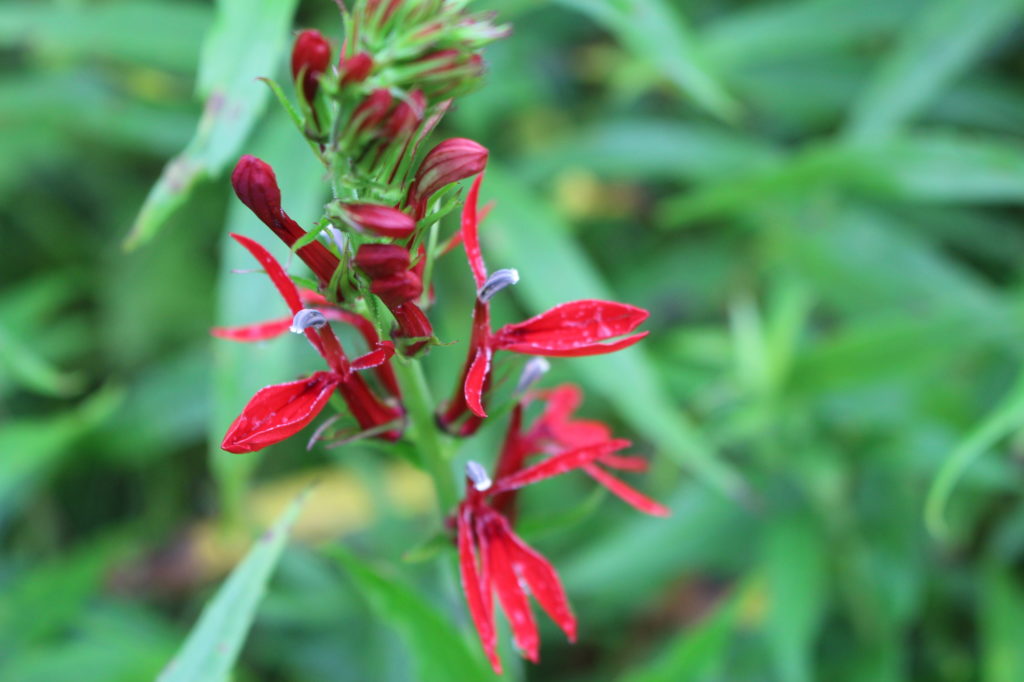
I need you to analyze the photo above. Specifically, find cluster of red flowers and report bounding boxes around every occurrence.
[214,1,666,673]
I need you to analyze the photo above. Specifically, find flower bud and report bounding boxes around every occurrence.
[383,90,426,141]
[231,154,282,227]
[339,51,374,86]
[291,29,331,104]
[370,271,423,308]
[410,138,489,205]
[341,203,417,239]
[351,88,394,134]
[353,243,410,279]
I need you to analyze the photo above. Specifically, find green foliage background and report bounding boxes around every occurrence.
[3,0,1024,680]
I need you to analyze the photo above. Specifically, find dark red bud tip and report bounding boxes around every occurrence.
[221,371,339,453]
[342,203,417,239]
[383,90,426,140]
[352,88,394,134]
[291,29,332,103]
[231,155,282,226]
[339,52,374,86]
[370,272,423,307]
[353,243,411,279]
[411,138,489,204]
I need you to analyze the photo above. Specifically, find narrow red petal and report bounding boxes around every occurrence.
[318,308,400,396]
[583,463,670,517]
[490,439,632,494]
[465,347,491,418]
[495,300,649,356]
[598,453,650,472]
[229,233,303,314]
[210,317,291,342]
[483,515,539,662]
[351,341,395,370]
[457,506,501,674]
[221,371,339,453]
[461,173,487,288]
[501,522,577,642]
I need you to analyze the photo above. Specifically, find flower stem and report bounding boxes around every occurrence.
[392,355,458,515]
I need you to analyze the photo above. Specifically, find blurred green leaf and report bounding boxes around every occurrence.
[0,324,83,397]
[555,0,739,121]
[980,560,1024,682]
[845,0,1024,141]
[484,167,744,497]
[157,489,309,682]
[328,546,500,682]
[125,0,300,249]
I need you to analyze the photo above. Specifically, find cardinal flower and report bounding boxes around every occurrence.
[455,435,632,673]
[440,174,650,433]
[217,234,400,453]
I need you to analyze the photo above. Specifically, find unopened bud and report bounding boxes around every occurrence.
[231,155,282,227]
[477,268,518,303]
[370,271,423,307]
[289,309,328,333]
[341,203,417,239]
[411,138,489,204]
[291,29,331,104]
[353,243,410,279]
[352,88,394,134]
[339,51,373,86]
[465,460,492,491]
[515,357,550,395]
[383,90,426,141]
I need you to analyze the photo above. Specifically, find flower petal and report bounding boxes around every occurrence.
[465,347,492,418]
[461,173,487,288]
[490,439,631,494]
[495,300,649,356]
[502,522,577,642]
[598,453,650,472]
[230,233,304,314]
[583,463,670,517]
[351,341,395,370]
[483,515,539,662]
[457,506,501,674]
[221,371,339,453]
[211,317,291,342]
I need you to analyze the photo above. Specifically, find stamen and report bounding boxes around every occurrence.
[515,357,550,395]
[477,268,519,303]
[465,460,492,491]
[289,308,328,334]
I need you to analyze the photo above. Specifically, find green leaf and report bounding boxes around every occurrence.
[845,0,1024,141]
[125,0,300,249]
[925,370,1024,538]
[761,513,827,682]
[157,489,310,682]
[980,560,1024,682]
[554,0,739,122]
[483,167,744,497]
[327,546,499,682]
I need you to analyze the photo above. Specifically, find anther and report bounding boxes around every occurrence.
[477,268,519,303]
[289,308,328,334]
[515,357,550,395]
[465,460,492,491]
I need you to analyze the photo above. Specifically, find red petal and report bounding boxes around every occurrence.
[351,341,395,370]
[211,317,291,342]
[221,371,339,453]
[461,173,487,288]
[502,522,577,642]
[495,300,649,356]
[483,515,539,662]
[598,453,650,472]
[230,234,303,314]
[465,347,491,418]
[457,506,501,674]
[491,439,631,494]
[583,463,670,517]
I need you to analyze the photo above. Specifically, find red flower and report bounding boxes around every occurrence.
[441,175,650,432]
[218,234,400,453]
[456,437,631,673]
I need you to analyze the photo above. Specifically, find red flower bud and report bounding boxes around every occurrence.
[383,90,426,141]
[366,0,404,24]
[291,29,331,104]
[352,88,394,134]
[341,203,417,239]
[339,51,374,86]
[370,271,423,308]
[410,138,489,205]
[353,243,410,279]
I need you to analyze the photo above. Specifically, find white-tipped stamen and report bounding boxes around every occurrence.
[465,460,492,491]
[289,308,328,334]
[477,268,519,303]
[515,357,550,395]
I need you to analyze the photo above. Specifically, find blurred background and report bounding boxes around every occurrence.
[4,0,1024,680]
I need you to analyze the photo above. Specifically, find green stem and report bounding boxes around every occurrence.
[392,356,458,515]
